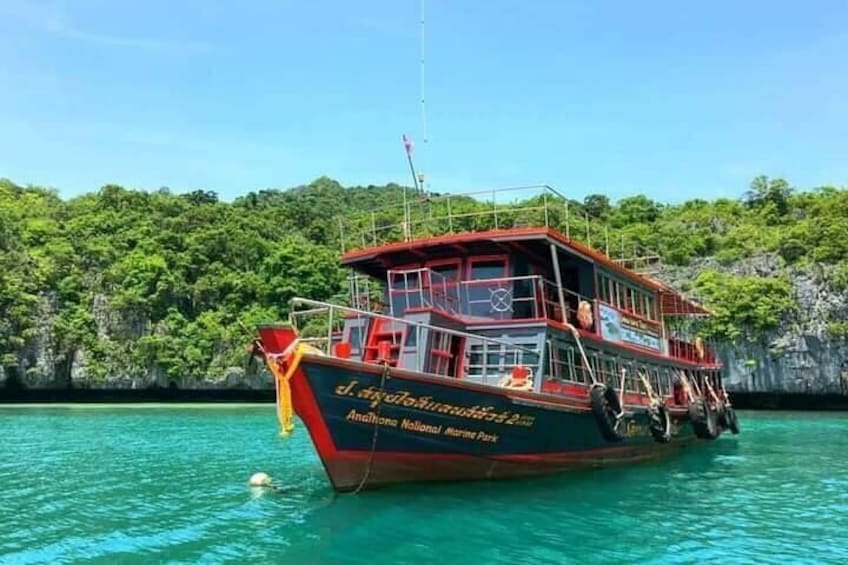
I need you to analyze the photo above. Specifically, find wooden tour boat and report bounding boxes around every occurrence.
[253,184,740,492]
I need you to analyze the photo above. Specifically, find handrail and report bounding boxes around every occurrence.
[386,267,596,328]
[288,298,539,357]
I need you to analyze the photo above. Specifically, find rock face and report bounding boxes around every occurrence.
[655,254,848,393]
[19,292,60,388]
[9,291,274,391]
[5,255,847,393]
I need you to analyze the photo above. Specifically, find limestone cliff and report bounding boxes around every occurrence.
[656,254,848,393]
[5,257,847,393]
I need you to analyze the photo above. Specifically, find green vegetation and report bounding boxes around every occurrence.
[693,272,797,341]
[0,175,846,383]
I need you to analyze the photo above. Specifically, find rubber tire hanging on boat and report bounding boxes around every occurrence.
[688,398,719,440]
[590,384,624,442]
[725,406,740,435]
[716,403,728,427]
[649,403,672,443]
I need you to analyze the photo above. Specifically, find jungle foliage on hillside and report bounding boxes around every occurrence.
[1,175,846,382]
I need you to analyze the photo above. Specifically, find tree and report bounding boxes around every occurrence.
[744,175,792,218]
[583,194,611,219]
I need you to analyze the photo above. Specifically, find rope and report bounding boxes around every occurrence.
[704,374,721,404]
[637,370,660,407]
[677,369,696,403]
[563,322,599,386]
[352,361,391,494]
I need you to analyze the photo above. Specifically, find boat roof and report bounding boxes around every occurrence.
[341,226,711,316]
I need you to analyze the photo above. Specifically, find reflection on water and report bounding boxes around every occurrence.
[0,407,846,563]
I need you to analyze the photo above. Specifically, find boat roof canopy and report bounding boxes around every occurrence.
[348,227,646,287]
[342,226,712,317]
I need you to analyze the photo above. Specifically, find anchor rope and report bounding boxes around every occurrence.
[353,360,391,494]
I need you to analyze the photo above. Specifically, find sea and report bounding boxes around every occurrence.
[1,406,846,564]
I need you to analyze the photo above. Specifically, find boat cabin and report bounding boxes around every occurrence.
[329,223,721,408]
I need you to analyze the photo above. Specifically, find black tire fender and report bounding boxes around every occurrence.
[689,398,719,440]
[590,384,624,442]
[726,406,740,435]
[649,403,672,443]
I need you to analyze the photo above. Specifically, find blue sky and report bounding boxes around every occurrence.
[1,0,846,203]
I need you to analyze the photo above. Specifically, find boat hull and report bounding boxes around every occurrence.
[289,355,700,491]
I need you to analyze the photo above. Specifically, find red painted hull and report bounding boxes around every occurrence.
[321,443,694,492]
[259,322,709,492]
[287,355,699,492]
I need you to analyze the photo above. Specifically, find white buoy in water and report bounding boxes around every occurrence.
[249,472,272,487]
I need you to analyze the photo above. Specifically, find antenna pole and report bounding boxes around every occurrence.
[401,135,420,241]
[419,0,428,188]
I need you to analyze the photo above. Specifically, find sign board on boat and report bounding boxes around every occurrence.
[598,303,662,351]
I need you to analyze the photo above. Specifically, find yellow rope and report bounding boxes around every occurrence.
[267,343,306,437]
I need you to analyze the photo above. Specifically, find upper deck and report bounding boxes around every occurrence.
[334,185,716,367]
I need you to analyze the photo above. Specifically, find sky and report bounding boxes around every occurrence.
[1,0,847,203]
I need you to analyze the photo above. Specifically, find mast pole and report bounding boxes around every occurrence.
[549,243,568,324]
[402,135,420,241]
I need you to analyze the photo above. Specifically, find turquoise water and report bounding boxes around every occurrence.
[1,406,846,564]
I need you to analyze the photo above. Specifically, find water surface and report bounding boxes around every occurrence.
[1,406,846,563]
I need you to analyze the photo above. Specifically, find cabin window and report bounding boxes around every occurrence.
[649,366,662,396]
[467,341,538,380]
[601,357,617,388]
[404,327,418,347]
[427,261,460,283]
[349,325,364,352]
[466,342,505,378]
[469,258,507,281]
[519,345,540,373]
[621,360,639,393]
[646,295,656,320]
[465,258,510,318]
[587,354,602,385]
[662,368,674,397]
[552,345,578,382]
[616,283,627,310]
[552,345,563,380]
[389,269,423,312]
[598,274,609,303]
[569,347,582,382]
[467,344,484,376]
[598,272,659,320]
[391,270,419,289]
[550,345,562,379]
[636,295,646,318]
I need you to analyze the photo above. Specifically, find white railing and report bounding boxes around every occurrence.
[385,267,598,327]
[337,184,666,269]
[387,268,558,321]
[288,298,542,388]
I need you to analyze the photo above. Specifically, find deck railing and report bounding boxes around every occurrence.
[386,267,572,322]
[288,298,542,387]
[338,184,662,266]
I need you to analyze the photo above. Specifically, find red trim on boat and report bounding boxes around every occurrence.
[299,353,593,411]
[320,441,694,491]
[341,227,667,295]
[549,319,721,369]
